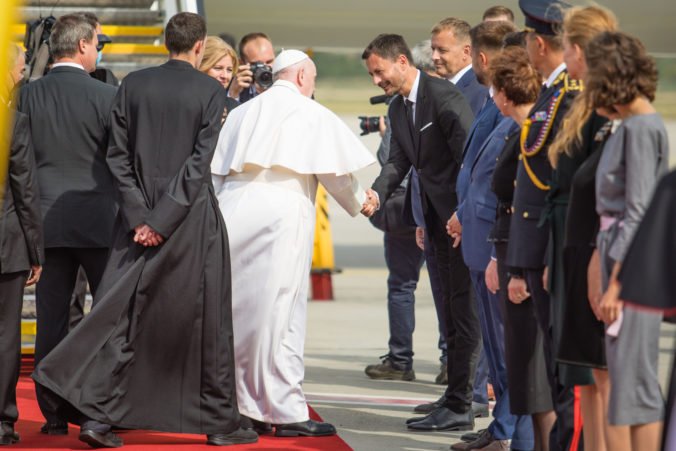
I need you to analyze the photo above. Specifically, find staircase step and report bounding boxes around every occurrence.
[23,0,155,7]
[21,6,162,25]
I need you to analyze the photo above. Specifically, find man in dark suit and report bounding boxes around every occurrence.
[17,13,117,435]
[424,16,491,406]
[362,34,478,431]
[507,1,580,450]
[0,45,43,447]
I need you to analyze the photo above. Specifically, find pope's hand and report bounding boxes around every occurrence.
[361,189,379,217]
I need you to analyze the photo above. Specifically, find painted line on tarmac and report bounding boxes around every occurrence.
[307,392,496,409]
[307,392,434,407]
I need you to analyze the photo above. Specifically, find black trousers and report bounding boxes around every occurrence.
[524,269,579,451]
[0,271,29,424]
[34,247,108,423]
[425,205,479,413]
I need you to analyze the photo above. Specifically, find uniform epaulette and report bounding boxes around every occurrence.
[563,73,583,92]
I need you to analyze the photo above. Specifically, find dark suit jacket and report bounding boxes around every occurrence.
[455,68,489,117]
[0,110,43,273]
[18,66,117,248]
[372,70,474,224]
[507,71,577,269]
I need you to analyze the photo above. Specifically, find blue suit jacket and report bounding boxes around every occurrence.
[461,117,519,271]
[456,98,501,223]
[456,68,489,116]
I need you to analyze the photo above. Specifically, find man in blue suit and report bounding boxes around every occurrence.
[448,21,534,451]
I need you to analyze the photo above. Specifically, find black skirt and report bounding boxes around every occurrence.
[557,245,607,369]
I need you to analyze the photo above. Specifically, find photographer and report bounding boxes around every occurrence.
[227,32,275,103]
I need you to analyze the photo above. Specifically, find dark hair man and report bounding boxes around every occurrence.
[362,33,479,432]
[32,12,257,448]
[17,12,117,436]
[227,31,275,103]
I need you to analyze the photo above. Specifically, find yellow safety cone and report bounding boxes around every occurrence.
[311,184,335,300]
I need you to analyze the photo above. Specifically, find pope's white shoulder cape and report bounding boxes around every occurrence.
[212,80,375,176]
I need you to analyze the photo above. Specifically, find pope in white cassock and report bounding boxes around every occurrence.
[211,49,377,437]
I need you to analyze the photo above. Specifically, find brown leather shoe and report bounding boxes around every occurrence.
[365,356,415,381]
[450,429,509,450]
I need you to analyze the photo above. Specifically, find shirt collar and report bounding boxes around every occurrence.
[51,62,86,71]
[407,70,421,104]
[450,64,472,85]
[545,62,566,88]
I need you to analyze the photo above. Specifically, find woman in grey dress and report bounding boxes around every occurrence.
[585,31,667,451]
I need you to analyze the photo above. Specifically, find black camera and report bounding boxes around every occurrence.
[358,94,391,136]
[250,62,273,89]
[359,116,381,136]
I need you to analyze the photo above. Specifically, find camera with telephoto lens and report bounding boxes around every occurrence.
[358,94,390,136]
[250,62,273,88]
[359,116,381,136]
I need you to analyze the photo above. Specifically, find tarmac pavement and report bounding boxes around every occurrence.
[301,117,676,450]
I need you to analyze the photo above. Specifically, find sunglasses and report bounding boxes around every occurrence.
[96,34,112,52]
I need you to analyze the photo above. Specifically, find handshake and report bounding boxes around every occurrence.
[360,188,379,217]
[134,224,165,247]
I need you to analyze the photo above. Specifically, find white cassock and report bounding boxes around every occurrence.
[211,79,375,424]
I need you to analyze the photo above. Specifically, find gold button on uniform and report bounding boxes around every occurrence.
[523,211,529,218]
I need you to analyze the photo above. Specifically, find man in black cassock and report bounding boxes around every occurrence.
[32,12,257,448]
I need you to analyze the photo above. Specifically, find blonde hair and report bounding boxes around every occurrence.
[199,36,238,75]
[548,5,618,167]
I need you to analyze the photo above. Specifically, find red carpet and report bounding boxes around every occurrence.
[14,375,352,450]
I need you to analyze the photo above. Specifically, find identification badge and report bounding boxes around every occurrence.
[532,111,548,122]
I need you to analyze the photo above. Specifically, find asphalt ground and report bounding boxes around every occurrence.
[302,118,676,450]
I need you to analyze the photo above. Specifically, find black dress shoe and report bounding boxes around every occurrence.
[412,395,445,414]
[40,421,68,435]
[0,422,19,446]
[79,428,123,448]
[407,406,474,431]
[240,415,273,434]
[206,428,258,446]
[274,419,336,437]
[472,401,489,418]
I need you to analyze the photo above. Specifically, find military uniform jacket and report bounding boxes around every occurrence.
[372,70,474,224]
[506,70,578,269]
[0,110,43,273]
